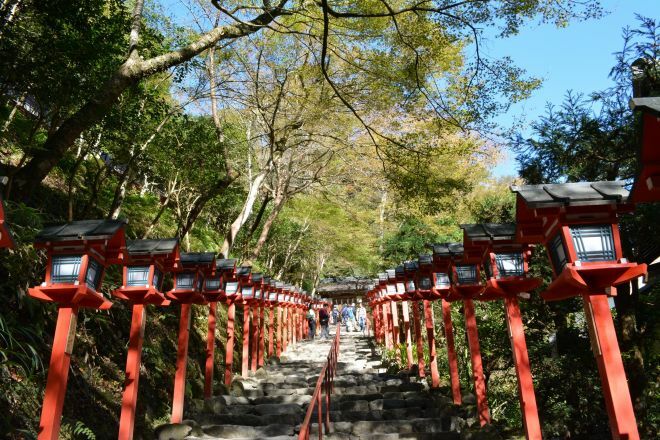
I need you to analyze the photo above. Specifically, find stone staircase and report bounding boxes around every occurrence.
[157,331,479,440]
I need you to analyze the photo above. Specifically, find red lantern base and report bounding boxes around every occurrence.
[29,285,112,310]
[542,263,646,302]
[113,286,170,306]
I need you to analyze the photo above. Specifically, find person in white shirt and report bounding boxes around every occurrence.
[306,306,316,340]
[357,304,367,334]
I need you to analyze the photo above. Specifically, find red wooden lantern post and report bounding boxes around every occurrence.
[29,219,126,440]
[375,274,391,349]
[235,266,254,377]
[291,288,300,343]
[368,284,382,344]
[113,238,179,439]
[219,261,240,386]
[281,286,290,351]
[629,95,660,203]
[266,280,278,357]
[257,276,269,368]
[0,178,16,248]
[249,273,264,372]
[414,254,441,389]
[394,265,414,370]
[403,262,425,378]
[166,252,214,423]
[385,270,400,356]
[512,181,646,440]
[461,223,543,439]
[202,258,235,397]
[436,242,491,425]
[428,250,460,404]
[275,282,284,357]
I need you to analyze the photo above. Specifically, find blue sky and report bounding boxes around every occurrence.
[486,0,660,178]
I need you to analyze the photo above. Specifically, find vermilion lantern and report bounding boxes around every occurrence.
[461,223,542,439]
[167,251,215,423]
[114,239,178,305]
[264,278,277,358]
[114,238,179,440]
[274,281,285,357]
[29,219,126,309]
[215,258,238,386]
[412,254,441,388]
[167,252,214,305]
[415,254,434,299]
[201,256,232,398]
[235,266,254,377]
[29,219,127,440]
[404,261,426,380]
[249,273,264,372]
[432,242,489,419]
[512,181,646,440]
[629,97,660,202]
[403,261,418,298]
[393,264,415,369]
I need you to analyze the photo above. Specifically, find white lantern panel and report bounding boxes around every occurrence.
[494,253,524,277]
[51,255,82,284]
[224,281,239,294]
[127,266,150,287]
[569,224,616,262]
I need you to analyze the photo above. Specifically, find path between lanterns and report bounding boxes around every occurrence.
[162,331,467,440]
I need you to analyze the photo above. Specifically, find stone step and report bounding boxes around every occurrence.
[317,433,460,440]
[178,334,472,440]
[311,408,449,422]
[199,423,294,438]
[312,418,457,435]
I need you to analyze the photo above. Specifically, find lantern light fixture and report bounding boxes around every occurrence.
[113,238,179,305]
[628,96,660,203]
[29,219,127,309]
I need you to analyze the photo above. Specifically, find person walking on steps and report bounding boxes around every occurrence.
[306,306,316,340]
[319,305,330,339]
[341,305,350,331]
[344,304,356,332]
[331,305,339,325]
[357,302,367,335]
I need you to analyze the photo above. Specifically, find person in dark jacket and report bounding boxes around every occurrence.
[319,305,330,339]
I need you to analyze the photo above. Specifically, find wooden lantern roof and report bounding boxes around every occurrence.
[461,223,521,259]
[34,219,127,263]
[237,266,252,278]
[432,242,466,264]
[180,252,215,270]
[629,97,660,203]
[126,238,179,267]
[461,223,516,242]
[511,181,632,243]
[404,260,418,274]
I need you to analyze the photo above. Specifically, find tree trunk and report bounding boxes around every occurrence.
[249,196,284,261]
[221,172,266,257]
[10,65,137,198]
[276,218,308,278]
[248,194,271,237]
[178,178,235,241]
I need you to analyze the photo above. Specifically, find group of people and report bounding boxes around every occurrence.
[306,301,368,340]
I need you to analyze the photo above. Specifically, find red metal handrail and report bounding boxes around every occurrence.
[298,324,341,440]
